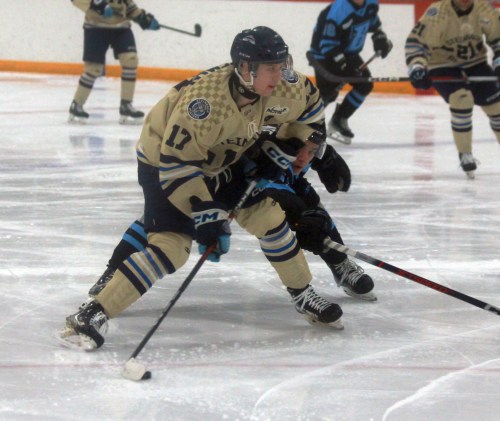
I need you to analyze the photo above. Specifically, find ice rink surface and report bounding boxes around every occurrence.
[1,72,499,421]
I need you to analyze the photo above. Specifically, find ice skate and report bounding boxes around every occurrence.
[119,100,144,125]
[88,266,115,297]
[326,105,354,145]
[330,258,377,301]
[288,285,344,329]
[459,152,477,179]
[68,100,89,123]
[55,299,108,351]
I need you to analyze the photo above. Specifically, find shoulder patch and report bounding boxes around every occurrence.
[187,98,211,120]
[426,7,438,17]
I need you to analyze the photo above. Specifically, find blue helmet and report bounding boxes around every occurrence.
[230,26,289,67]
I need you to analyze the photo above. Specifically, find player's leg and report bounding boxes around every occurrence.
[112,29,144,124]
[236,198,343,329]
[467,63,500,146]
[57,163,193,350]
[88,217,148,297]
[329,55,373,143]
[431,67,477,178]
[69,28,108,123]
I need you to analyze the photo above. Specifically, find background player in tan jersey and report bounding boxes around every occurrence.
[57,26,347,352]
[69,0,159,124]
[405,0,500,178]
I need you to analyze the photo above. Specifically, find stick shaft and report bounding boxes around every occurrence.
[129,179,258,359]
[324,239,500,317]
[159,23,201,37]
[306,51,497,84]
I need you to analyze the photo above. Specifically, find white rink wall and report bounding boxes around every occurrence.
[0,0,414,77]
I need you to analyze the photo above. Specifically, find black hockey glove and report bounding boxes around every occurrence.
[90,0,113,18]
[244,139,300,187]
[409,63,432,90]
[191,199,231,262]
[292,177,320,208]
[133,11,160,30]
[372,29,393,59]
[292,208,332,255]
[311,144,351,193]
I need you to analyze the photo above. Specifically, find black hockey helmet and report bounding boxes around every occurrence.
[230,26,289,67]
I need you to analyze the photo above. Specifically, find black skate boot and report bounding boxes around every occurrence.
[68,100,89,123]
[329,258,377,301]
[459,152,477,179]
[119,100,144,125]
[327,104,354,145]
[56,300,108,351]
[287,285,343,329]
[88,266,115,297]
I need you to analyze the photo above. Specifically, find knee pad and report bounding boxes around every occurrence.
[147,232,191,272]
[236,197,286,238]
[449,88,474,110]
[83,61,104,79]
[449,89,473,130]
[118,52,139,69]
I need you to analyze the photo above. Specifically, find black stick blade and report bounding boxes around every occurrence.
[194,24,202,37]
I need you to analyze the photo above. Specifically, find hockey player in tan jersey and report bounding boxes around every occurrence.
[405,0,500,178]
[68,0,159,124]
[57,26,345,351]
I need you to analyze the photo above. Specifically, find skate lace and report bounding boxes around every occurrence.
[294,287,331,313]
[335,259,364,287]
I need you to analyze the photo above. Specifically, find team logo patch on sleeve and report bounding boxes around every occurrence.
[426,7,438,17]
[187,98,211,120]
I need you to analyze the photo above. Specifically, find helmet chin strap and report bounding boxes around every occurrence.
[233,67,260,100]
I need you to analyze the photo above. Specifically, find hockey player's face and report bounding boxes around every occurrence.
[452,0,474,10]
[291,141,319,174]
[252,62,285,96]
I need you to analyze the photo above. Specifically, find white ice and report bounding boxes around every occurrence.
[1,73,499,421]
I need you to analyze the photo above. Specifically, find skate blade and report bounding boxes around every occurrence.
[303,314,344,330]
[119,115,143,126]
[54,326,98,352]
[68,115,88,125]
[465,171,475,180]
[343,287,378,302]
[326,133,352,145]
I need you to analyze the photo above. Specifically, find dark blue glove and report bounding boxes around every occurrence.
[409,64,432,90]
[372,30,393,59]
[90,0,113,18]
[311,144,351,193]
[134,11,160,30]
[292,208,333,255]
[244,139,300,188]
[191,200,231,262]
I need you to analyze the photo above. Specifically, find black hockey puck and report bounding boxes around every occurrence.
[142,370,152,380]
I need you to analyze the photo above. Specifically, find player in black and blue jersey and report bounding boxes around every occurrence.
[309,0,392,144]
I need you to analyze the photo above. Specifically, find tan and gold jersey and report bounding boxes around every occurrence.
[71,0,143,29]
[136,64,325,217]
[405,0,500,70]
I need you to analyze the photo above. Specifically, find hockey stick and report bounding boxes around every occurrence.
[306,51,498,84]
[122,179,258,381]
[159,23,202,37]
[333,51,380,95]
[324,238,500,317]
